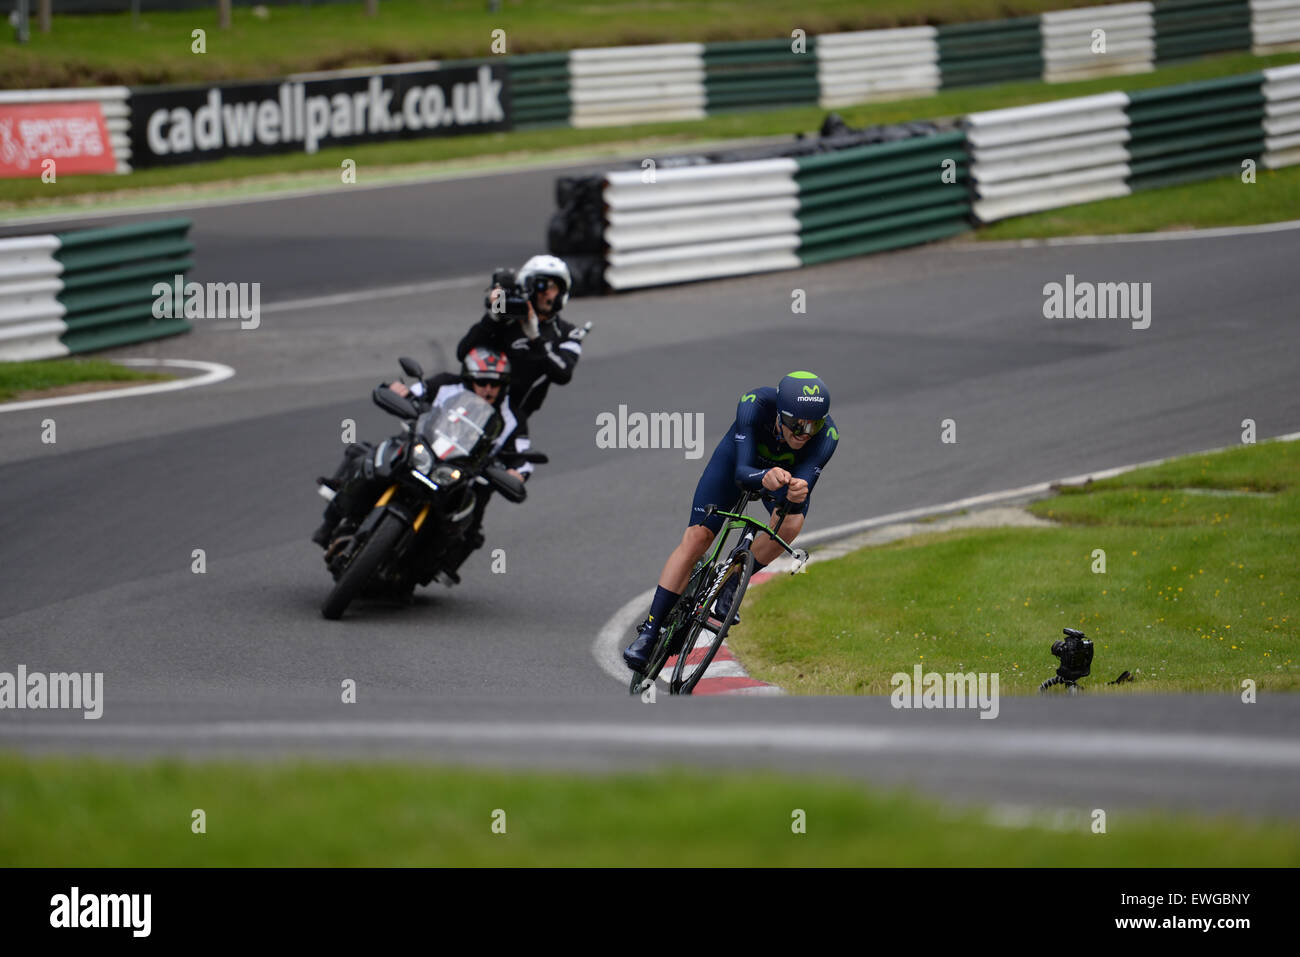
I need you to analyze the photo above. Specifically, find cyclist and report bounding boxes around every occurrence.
[623,372,838,673]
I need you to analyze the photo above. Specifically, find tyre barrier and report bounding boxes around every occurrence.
[1252,0,1300,54]
[0,219,193,361]
[549,64,1293,290]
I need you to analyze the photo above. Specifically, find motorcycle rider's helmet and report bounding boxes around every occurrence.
[462,347,511,387]
[517,254,572,311]
[776,371,830,437]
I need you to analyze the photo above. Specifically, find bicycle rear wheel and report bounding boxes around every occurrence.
[670,549,754,695]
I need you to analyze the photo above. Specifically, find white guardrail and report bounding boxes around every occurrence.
[1263,62,1300,167]
[0,235,69,362]
[1252,0,1300,54]
[964,92,1132,222]
[815,27,941,107]
[1041,3,1156,83]
[603,159,801,289]
[568,43,706,128]
[0,87,132,174]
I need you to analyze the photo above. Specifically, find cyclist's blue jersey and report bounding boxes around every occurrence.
[688,386,838,530]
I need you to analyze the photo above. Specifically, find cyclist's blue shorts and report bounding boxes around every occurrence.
[687,446,809,533]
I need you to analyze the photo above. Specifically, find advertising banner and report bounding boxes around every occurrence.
[130,62,511,167]
[0,102,116,179]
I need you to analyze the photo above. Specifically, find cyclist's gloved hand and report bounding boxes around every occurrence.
[761,467,792,493]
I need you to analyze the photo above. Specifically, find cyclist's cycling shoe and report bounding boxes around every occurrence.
[710,574,742,626]
[623,624,659,673]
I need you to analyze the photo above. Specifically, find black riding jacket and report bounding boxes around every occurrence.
[455,312,582,433]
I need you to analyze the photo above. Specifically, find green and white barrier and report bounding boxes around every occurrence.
[0,219,193,361]
[593,62,1287,286]
[1042,3,1156,83]
[603,160,801,289]
[602,131,970,289]
[967,68,1283,220]
[794,132,971,266]
[815,28,941,107]
[966,93,1133,221]
[0,236,68,361]
[569,44,706,128]
[1156,0,1253,63]
[1263,62,1300,165]
[1125,71,1264,189]
[1252,0,1300,53]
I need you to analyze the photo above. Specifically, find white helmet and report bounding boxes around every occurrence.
[518,254,572,310]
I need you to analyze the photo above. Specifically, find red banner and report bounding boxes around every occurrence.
[0,102,117,179]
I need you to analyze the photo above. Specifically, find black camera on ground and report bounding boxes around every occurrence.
[1051,628,1094,682]
[485,267,540,322]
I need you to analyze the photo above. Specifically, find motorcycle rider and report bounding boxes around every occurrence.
[456,254,584,436]
[311,348,526,578]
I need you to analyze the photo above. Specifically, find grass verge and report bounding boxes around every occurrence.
[0,358,170,402]
[731,440,1300,695]
[975,165,1300,240]
[7,0,1147,89]
[3,49,1299,211]
[1,753,1296,866]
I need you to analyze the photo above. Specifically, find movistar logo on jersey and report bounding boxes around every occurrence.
[756,442,796,465]
[803,385,820,396]
[827,426,839,440]
[740,393,757,403]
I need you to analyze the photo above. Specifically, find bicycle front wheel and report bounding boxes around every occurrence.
[670,549,755,695]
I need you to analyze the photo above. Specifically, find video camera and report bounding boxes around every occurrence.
[485,267,545,322]
[1051,628,1094,682]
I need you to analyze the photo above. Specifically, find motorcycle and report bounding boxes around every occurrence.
[316,357,544,620]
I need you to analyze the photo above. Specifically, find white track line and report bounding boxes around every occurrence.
[958,218,1300,250]
[259,274,481,314]
[0,358,234,414]
[3,720,1298,768]
[592,432,1300,688]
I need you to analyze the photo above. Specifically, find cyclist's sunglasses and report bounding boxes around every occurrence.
[780,412,825,437]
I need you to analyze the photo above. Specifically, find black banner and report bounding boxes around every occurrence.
[0,868,1282,942]
[129,62,511,167]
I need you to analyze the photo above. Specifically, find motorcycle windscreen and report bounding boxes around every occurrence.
[417,392,500,461]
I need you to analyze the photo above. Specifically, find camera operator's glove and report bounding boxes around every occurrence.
[520,310,540,341]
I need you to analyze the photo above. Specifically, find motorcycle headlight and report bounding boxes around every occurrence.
[411,443,435,474]
[431,466,462,486]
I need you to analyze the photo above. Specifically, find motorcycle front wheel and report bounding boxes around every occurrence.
[321,514,404,620]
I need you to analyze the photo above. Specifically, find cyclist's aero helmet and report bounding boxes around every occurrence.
[776,371,830,436]
[518,254,572,310]
[462,347,511,386]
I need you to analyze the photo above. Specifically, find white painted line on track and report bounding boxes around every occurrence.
[593,587,658,686]
[957,218,1300,250]
[259,274,481,315]
[0,358,234,414]
[592,432,1300,690]
[4,720,1299,768]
